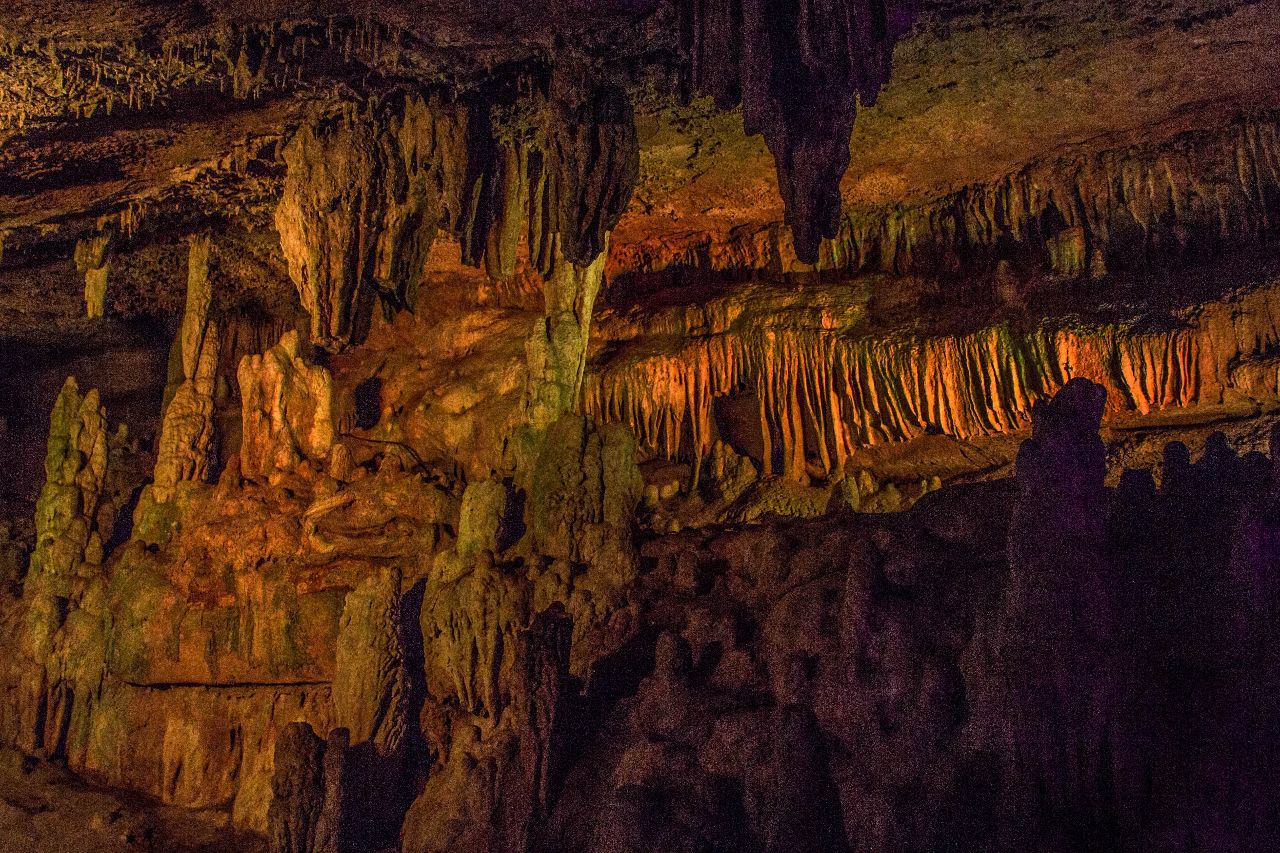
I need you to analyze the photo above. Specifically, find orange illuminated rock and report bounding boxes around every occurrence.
[237,331,337,481]
[587,276,1280,481]
[152,235,219,501]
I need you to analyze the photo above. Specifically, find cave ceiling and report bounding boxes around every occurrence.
[2,0,1273,322]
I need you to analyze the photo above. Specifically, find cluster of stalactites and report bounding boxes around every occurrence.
[464,70,639,279]
[678,0,921,264]
[0,17,411,130]
[586,280,1280,481]
[276,71,638,349]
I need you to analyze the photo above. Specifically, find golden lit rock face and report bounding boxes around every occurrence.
[237,331,337,480]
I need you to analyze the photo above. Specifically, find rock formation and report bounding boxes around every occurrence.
[679,0,922,263]
[151,235,220,501]
[1,2,1280,852]
[74,231,112,318]
[237,331,338,480]
[1,378,146,769]
[268,722,345,853]
[994,379,1141,843]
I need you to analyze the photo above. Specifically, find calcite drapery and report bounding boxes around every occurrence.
[587,277,1280,481]
[679,0,921,263]
[237,330,337,479]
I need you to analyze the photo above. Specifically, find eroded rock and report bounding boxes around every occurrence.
[238,331,337,481]
[152,235,220,501]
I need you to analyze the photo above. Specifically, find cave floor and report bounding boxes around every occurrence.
[0,749,261,853]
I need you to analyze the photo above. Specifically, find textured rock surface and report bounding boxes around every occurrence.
[237,331,337,481]
[152,235,220,500]
[2,1,1280,852]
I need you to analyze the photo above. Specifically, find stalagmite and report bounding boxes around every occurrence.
[268,723,335,853]
[11,379,113,759]
[499,604,573,852]
[151,235,219,501]
[994,379,1145,837]
[526,414,643,569]
[237,330,337,479]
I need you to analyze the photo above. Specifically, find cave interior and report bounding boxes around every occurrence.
[1,0,1280,851]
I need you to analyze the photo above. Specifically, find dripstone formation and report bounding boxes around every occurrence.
[1,1,1279,852]
[681,0,922,262]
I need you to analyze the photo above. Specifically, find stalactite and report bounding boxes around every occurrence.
[0,18,412,131]
[833,115,1280,278]
[275,93,464,348]
[678,0,921,264]
[544,73,638,268]
[586,281,1280,481]
[276,74,637,349]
